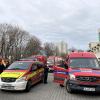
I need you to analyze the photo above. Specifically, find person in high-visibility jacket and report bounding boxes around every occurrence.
[0,58,6,73]
[43,65,49,84]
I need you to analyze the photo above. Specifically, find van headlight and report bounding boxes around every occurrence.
[69,74,76,80]
[16,77,27,82]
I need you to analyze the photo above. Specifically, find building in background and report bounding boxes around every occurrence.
[89,42,100,52]
[89,31,100,59]
[89,42,100,59]
[55,41,68,56]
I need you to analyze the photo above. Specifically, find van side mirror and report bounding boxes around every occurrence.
[64,63,68,69]
[37,64,43,68]
[64,62,68,69]
[30,66,37,72]
[30,68,36,72]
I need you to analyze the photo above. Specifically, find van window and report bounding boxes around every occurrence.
[31,64,38,71]
[70,58,100,69]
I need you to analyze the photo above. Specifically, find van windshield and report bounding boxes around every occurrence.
[70,58,100,69]
[7,62,32,70]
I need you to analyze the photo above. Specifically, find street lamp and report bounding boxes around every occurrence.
[98,28,100,42]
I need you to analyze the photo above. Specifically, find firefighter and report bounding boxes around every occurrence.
[0,58,6,73]
[43,65,49,84]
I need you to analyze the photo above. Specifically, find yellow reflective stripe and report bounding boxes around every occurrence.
[0,72,25,78]
[26,68,44,80]
[27,72,37,80]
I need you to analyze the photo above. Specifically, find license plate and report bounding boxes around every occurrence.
[1,86,14,90]
[1,84,14,90]
[83,87,95,91]
[2,84,12,86]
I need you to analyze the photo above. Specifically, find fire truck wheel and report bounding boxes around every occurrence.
[66,81,73,93]
[25,80,32,92]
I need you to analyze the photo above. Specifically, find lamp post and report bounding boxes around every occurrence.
[98,28,100,42]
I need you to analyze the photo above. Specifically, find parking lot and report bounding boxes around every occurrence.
[0,73,100,100]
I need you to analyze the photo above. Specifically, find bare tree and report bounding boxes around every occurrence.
[0,23,43,62]
[55,46,60,56]
[0,23,29,62]
[44,42,56,57]
[24,35,41,57]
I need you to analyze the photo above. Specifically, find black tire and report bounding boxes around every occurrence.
[66,81,73,93]
[40,76,44,83]
[0,89,4,92]
[59,84,64,87]
[25,80,32,92]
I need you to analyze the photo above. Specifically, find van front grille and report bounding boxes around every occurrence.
[1,77,16,83]
[76,76,97,82]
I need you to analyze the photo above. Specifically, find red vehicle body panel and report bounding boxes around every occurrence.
[47,56,63,71]
[68,52,96,58]
[36,55,47,64]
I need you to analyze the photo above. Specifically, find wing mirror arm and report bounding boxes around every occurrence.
[64,62,68,69]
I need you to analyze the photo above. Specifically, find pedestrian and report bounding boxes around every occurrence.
[44,65,49,84]
[0,58,6,74]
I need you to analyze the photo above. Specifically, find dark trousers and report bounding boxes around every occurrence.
[44,67,49,83]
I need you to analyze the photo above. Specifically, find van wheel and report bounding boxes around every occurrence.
[1,89,4,92]
[40,77,44,83]
[25,80,32,92]
[59,84,64,87]
[66,81,73,93]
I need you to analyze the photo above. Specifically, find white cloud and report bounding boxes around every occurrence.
[0,0,100,49]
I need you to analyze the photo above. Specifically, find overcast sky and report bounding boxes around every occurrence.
[0,0,100,50]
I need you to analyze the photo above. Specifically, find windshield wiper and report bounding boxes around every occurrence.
[7,68,23,70]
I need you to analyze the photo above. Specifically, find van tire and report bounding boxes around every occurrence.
[40,77,44,83]
[66,81,73,93]
[59,84,64,87]
[25,80,32,92]
[1,89,4,92]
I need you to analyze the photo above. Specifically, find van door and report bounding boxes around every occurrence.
[30,64,39,84]
[53,62,68,85]
[37,63,44,80]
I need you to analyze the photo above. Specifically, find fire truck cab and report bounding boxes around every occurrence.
[54,52,100,93]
